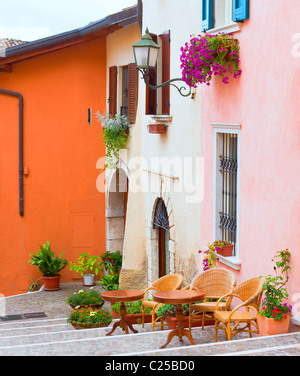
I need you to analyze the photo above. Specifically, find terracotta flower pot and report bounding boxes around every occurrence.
[148,123,167,134]
[69,302,104,310]
[166,315,215,330]
[125,313,152,325]
[217,243,234,257]
[70,321,108,330]
[257,314,290,336]
[42,275,61,291]
[110,303,119,319]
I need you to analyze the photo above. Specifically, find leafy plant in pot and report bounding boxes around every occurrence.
[67,307,112,330]
[69,252,101,286]
[156,304,191,330]
[66,288,104,310]
[257,249,292,336]
[100,250,122,274]
[209,240,233,258]
[111,299,152,324]
[29,241,68,291]
[98,265,120,292]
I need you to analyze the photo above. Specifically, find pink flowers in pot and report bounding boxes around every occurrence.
[180,32,242,87]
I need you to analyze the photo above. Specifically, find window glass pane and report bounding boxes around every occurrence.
[219,133,238,255]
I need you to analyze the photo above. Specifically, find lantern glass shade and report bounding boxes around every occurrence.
[133,30,160,70]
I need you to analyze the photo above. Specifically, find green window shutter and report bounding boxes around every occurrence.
[202,0,213,32]
[233,0,249,22]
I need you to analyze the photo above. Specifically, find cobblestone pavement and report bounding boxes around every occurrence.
[1,282,300,357]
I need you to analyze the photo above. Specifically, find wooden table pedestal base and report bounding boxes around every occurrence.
[159,304,197,349]
[106,302,138,336]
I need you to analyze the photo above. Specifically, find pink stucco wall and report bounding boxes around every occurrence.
[200,1,300,313]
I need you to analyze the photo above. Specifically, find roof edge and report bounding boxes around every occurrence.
[1,5,137,61]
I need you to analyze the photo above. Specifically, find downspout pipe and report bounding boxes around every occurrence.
[0,88,24,217]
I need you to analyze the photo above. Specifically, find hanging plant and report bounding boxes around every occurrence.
[96,111,130,170]
[180,32,242,87]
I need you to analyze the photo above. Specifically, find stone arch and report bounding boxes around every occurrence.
[146,178,176,285]
[106,165,129,253]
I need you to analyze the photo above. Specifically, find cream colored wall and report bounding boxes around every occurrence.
[106,23,148,288]
[140,0,203,285]
[106,1,204,289]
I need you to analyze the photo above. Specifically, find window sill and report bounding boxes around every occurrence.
[207,22,241,35]
[150,115,173,123]
[218,255,241,270]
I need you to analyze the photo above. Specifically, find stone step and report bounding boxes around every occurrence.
[130,331,300,357]
[0,319,260,356]
[0,316,299,356]
[0,318,72,337]
[0,317,67,330]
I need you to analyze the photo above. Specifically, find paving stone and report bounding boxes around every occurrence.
[0,282,299,356]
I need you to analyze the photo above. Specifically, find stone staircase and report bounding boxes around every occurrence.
[1,316,300,356]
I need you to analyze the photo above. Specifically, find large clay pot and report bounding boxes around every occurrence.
[257,314,290,336]
[43,275,61,291]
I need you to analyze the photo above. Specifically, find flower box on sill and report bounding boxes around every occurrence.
[148,123,167,134]
[217,243,234,257]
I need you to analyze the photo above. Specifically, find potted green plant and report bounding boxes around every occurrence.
[66,288,104,309]
[180,32,242,87]
[111,299,152,324]
[100,250,122,274]
[69,252,101,286]
[67,307,112,330]
[257,249,292,336]
[95,112,130,170]
[28,277,42,292]
[198,240,233,270]
[29,241,68,291]
[209,240,234,257]
[156,304,190,330]
[156,303,211,330]
[98,265,120,292]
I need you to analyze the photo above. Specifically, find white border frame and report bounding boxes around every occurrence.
[212,123,241,270]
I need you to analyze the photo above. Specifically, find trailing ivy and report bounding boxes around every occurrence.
[96,112,130,170]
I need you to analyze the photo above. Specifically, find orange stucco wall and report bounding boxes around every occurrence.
[0,37,107,296]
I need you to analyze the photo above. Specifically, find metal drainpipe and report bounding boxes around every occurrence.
[0,88,24,217]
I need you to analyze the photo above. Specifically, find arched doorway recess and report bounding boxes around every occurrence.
[106,168,129,253]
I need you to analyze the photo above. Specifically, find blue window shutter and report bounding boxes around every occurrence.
[202,0,213,32]
[233,0,249,22]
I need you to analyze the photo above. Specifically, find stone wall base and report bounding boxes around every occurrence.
[119,269,148,291]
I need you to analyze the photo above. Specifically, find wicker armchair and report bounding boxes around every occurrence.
[186,268,237,330]
[214,277,264,341]
[141,273,183,331]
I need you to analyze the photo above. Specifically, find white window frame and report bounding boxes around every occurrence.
[212,123,241,270]
[210,0,241,34]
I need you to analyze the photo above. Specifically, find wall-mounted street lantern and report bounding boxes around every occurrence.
[132,28,192,98]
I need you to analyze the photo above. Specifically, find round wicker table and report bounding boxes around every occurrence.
[153,290,206,349]
[101,290,144,336]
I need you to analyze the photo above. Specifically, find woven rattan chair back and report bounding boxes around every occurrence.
[151,273,183,291]
[231,277,264,311]
[190,268,236,298]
